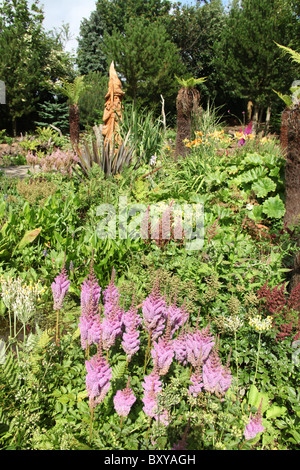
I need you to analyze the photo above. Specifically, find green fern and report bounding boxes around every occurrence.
[0,351,19,389]
[275,43,300,64]
[112,360,127,382]
[175,75,207,89]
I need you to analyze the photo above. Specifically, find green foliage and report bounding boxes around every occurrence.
[103,16,185,111]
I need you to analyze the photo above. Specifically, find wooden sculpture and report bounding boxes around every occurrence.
[102,61,125,148]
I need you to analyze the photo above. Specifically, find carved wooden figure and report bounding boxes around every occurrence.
[102,61,125,148]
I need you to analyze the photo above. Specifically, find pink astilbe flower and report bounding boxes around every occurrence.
[150,316,174,375]
[85,344,112,409]
[189,356,204,397]
[166,300,188,337]
[51,263,70,311]
[202,346,232,397]
[173,331,188,365]
[142,368,162,417]
[79,263,101,349]
[121,304,140,361]
[151,337,174,375]
[101,302,123,351]
[244,399,265,440]
[113,378,136,417]
[88,309,102,345]
[142,276,166,340]
[186,322,215,367]
[103,268,120,306]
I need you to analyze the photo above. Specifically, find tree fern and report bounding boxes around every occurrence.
[275,43,300,64]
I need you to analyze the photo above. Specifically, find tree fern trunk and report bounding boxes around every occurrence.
[175,88,194,161]
[284,105,300,291]
[69,103,80,146]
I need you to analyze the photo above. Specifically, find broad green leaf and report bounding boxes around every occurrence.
[251,177,276,198]
[17,227,42,250]
[266,405,287,419]
[262,195,285,219]
[248,384,269,415]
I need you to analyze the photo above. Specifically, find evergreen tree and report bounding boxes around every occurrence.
[103,16,185,113]
[212,0,300,128]
[76,0,172,75]
[0,0,74,135]
[35,97,69,133]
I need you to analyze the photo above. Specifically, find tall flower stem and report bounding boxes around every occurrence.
[234,330,239,380]
[253,332,261,384]
[143,330,152,375]
[55,310,60,346]
[89,406,94,444]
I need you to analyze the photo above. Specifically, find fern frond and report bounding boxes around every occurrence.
[275,43,300,64]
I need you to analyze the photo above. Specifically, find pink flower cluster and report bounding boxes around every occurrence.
[59,263,233,422]
[26,149,79,175]
[51,263,70,311]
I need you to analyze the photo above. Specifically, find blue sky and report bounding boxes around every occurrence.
[38,0,199,53]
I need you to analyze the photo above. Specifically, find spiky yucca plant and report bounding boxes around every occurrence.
[76,126,142,177]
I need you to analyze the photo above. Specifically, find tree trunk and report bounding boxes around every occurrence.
[12,117,17,137]
[175,87,198,161]
[264,105,271,134]
[69,103,80,146]
[283,105,300,229]
[280,107,290,155]
[252,104,259,133]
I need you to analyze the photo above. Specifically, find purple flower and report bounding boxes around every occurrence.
[151,336,174,375]
[88,311,102,345]
[189,369,204,397]
[101,302,123,351]
[202,347,232,397]
[186,324,215,367]
[244,399,265,440]
[142,369,162,418]
[51,264,70,311]
[173,331,188,365]
[121,327,140,361]
[85,349,112,409]
[103,268,120,306]
[142,277,166,340]
[166,302,187,337]
[113,380,136,417]
[79,263,101,349]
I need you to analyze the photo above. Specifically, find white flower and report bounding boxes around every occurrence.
[246,203,254,211]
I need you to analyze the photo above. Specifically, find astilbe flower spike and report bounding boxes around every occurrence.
[51,263,70,311]
[113,378,136,418]
[85,339,112,409]
[121,301,140,362]
[142,274,166,340]
[51,262,70,346]
[79,261,101,350]
[150,314,174,375]
[244,398,265,440]
[142,366,163,418]
[166,295,188,338]
[202,342,232,397]
[101,301,123,351]
[189,354,204,397]
[186,320,215,367]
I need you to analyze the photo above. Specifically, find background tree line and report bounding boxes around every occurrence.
[0,0,299,136]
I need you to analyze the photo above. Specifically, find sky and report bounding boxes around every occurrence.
[38,0,197,54]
